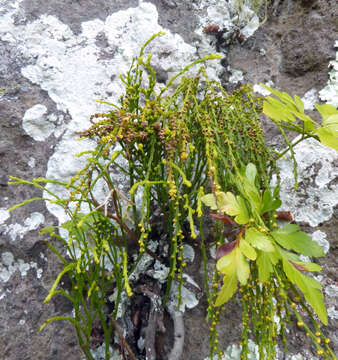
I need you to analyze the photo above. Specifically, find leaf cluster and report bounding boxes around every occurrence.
[8,33,337,360]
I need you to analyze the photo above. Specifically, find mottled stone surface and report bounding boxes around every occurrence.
[0,0,337,359]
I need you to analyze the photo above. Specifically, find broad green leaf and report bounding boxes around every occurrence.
[245,163,257,184]
[201,191,250,224]
[261,189,281,214]
[216,249,236,275]
[242,185,261,212]
[271,225,324,257]
[215,272,237,306]
[315,103,338,120]
[279,224,299,232]
[234,196,250,224]
[282,259,327,325]
[263,97,296,124]
[277,245,301,262]
[239,239,257,260]
[262,85,317,132]
[245,227,275,252]
[273,184,280,198]
[235,248,250,285]
[201,193,218,210]
[291,261,322,272]
[217,192,250,224]
[257,251,273,283]
[277,246,322,271]
[316,126,338,151]
[218,192,239,215]
[294,111,316,132]
[323,114,338,132]
[269,249,280,265]
[262,85,297,109]
[293,95,304,113]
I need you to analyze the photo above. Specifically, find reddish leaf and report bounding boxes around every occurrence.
[223,228,241,240]
[216,240,236,260]
[276,211,293,221]
[290,261,306,272]
[210,213,237,226]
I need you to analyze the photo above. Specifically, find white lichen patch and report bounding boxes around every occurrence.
[195,0,260,39]
[204,339,259,360]
[167,273,200,312]
[301,88,318,111]
[22,104,56,141]
[183,244,195,263]
[327,306,338,320]
[27,157,36,168]
[311,230,329,254]
[319,40,338,107]
[0,208,10,224]
[287,355,318,360]
[229,68,244,83]
[146,260,169,283]
[4,212,45,241]
[90,343,121,360]
[0,251,43,286]
[274,137,338,227]
[325,284,338,298]
[253,80,274,96]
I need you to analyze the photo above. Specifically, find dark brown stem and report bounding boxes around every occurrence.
[137,284,166,360]
[111,317,137,360]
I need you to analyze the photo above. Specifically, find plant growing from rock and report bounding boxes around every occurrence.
[9,33,337,359]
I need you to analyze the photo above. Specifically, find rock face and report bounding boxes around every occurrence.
[0,1,337,360]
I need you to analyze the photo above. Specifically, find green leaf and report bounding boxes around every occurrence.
[282,259,327,325]
[239,239,257,260]
[216,248,236,275]
[219,192,238,215]
[271,225,324,257]
[315,103,338,120]
[202,190,251,225]
[323,114,338,132]
[293,95,304,113]
[262,85,316,132]
[215,272,237,306]
[201,192,249,223]
[245,227,275,252]
[234,197,250,224]
[235,248,250,285]
[210,191,250,225]
[216,247,249,291]
[263,96,296,124]
[200,193,218,210]
[261,189,281,214]
[273,184,280,198]
[262,85,297,109]
[316,126,338,151]
[245,163,257,184]
[256,251,273,283]
[219,192,239,215]
[291,261,322,272]
[294,110,316,132]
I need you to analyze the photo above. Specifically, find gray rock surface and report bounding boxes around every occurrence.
[0,0,337,359]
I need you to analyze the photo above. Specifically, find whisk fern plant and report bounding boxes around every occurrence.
[9,32,337,359]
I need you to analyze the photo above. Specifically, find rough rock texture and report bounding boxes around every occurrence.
[0,0,337,359]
